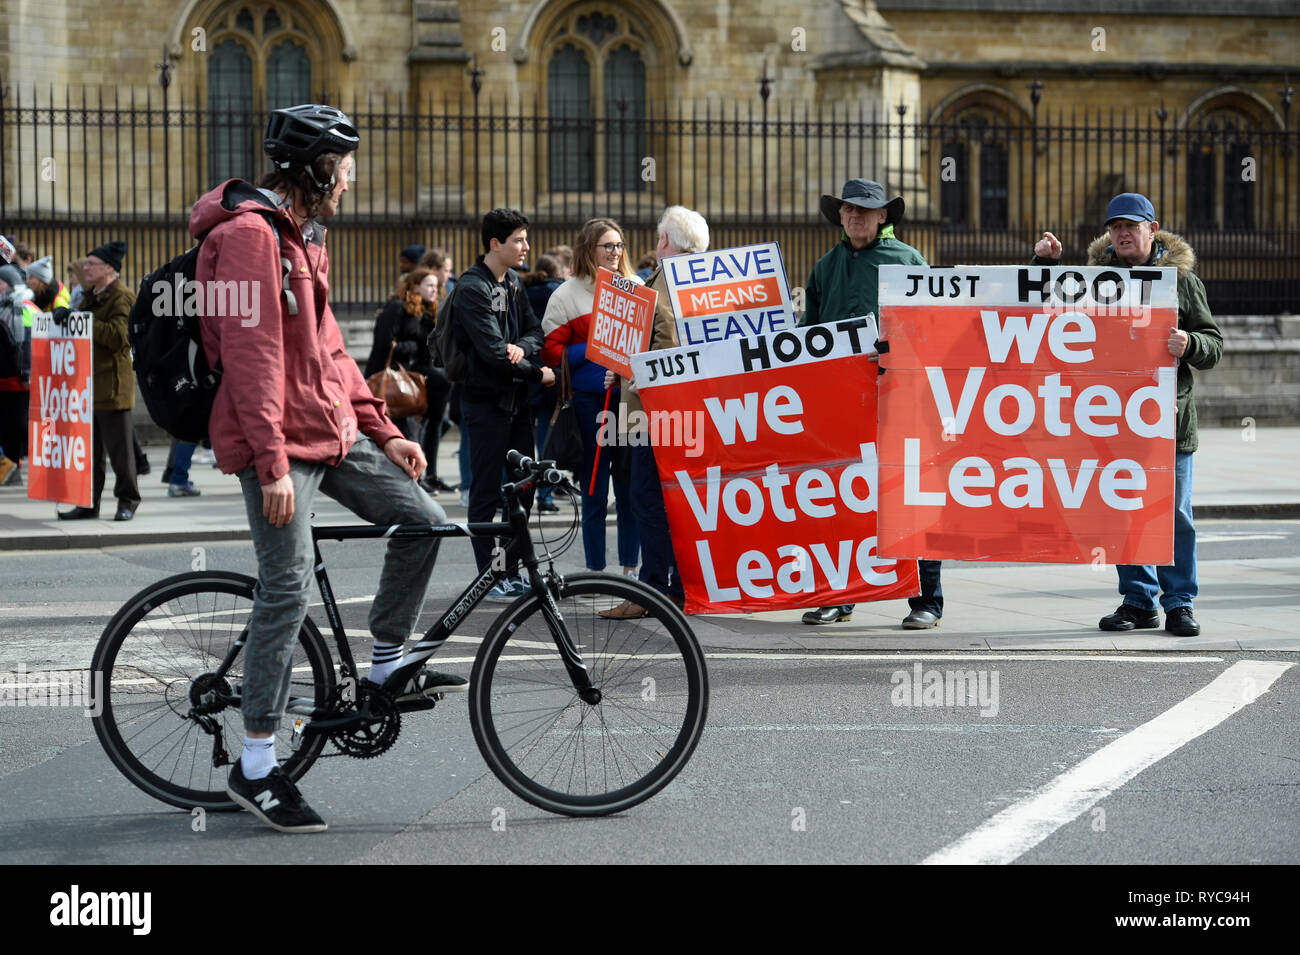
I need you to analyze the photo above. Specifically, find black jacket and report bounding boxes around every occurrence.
[443,258,545,412]
[365,297,436,380]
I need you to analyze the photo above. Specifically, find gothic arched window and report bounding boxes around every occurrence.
[202,3,318,186]
[543,7,650,194]
[1186,101,1260,230]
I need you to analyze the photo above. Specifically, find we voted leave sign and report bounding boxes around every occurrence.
[28,310,94,508]
[631,320,918,614]
[587,267,657,378]
[876,265,1178,563]
[663,242,797,346]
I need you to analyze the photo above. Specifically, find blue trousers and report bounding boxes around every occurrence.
[1118,451,1197,611]
[574,389,639,571]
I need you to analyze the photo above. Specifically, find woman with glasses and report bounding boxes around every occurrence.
[540,219,641,577]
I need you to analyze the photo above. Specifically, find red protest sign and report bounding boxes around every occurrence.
[587,267,656,379]
[28,310,94,507]
[631,320,919,615]
[876,265,1178,564]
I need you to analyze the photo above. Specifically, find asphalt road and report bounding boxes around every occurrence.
[0,521,1296,866]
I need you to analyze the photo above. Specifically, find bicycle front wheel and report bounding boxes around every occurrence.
[91,571,336,811]
[469,574,708,816]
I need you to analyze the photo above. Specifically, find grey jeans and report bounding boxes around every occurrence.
[237,435,447,733]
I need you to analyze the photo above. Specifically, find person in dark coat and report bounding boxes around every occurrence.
[365,268,454,491]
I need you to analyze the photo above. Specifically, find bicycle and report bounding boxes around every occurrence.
[90,452,708,817]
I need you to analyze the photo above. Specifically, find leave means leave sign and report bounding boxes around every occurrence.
[662,242,797,347]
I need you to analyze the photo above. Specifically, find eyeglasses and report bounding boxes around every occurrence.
[598,242,626,253]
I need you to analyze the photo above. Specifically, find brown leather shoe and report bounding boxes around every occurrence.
[599,599,647,620]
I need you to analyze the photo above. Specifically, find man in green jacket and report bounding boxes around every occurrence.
[59,240,140,521]
[800,179,943,629]
[1033,193,1222,636]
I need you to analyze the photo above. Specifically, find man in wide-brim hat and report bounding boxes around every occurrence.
[800,178,947,631]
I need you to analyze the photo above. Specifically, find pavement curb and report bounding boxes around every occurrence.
[1195,503,1300,520]
[2,502,1294,551]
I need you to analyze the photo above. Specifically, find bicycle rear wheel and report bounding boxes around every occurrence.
[469,574,708,816]
[91,571,336,811]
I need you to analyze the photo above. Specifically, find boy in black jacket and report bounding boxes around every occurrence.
[454,208,555,597]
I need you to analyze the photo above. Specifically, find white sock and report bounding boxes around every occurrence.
[369,640,404,685]
[241,736,277,780]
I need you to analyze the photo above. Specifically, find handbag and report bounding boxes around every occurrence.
[366,341,428,419]
[541,353,584,473]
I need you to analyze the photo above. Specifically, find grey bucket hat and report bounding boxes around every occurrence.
[820,178,905,228]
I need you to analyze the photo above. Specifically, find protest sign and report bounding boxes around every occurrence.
[28,310,94,507]
[662,242,797,346]
[587,267,657,378]
[876,265,1178,563]
[631,318,918,614]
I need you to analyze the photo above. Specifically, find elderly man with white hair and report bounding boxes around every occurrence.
[600,205,709,619]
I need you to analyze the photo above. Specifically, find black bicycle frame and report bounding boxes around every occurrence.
[288,479,594,722]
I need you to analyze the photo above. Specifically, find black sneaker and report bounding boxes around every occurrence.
[226,762,328,833]
[1165,606,1201,637]
[389,668,469,703]
[1099,604,1161,632]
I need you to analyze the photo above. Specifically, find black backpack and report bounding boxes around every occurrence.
[130,195,282,443]
[430,280,468,383]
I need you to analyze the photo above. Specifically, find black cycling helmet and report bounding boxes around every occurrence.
[264,104,359,175]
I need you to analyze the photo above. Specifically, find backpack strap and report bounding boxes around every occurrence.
[250,210,297,317]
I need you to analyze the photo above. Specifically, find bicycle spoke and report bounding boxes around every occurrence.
[472,576,706,814]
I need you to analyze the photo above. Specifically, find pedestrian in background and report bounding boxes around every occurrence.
[59,240,140,521]
[541,218,640,577]
[600,205,709,618]
[451,208,555,599]
[523,253,565,513]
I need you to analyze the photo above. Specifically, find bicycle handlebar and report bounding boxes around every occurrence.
[506,450,569,492]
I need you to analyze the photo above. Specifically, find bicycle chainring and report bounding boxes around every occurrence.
[327,683,401,759]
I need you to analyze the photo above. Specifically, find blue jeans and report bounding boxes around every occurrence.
[629,443,683,601]
[1118,451,1196,612]
[532,402,554,506]
[171,440,196,486]
[236,435,446,732]
[574,389,639,571]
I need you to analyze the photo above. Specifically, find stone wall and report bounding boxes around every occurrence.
[1195,315,1300,427]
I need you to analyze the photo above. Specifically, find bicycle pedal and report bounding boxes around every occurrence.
[398,696,438,713]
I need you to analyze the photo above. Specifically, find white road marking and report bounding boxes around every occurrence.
[920,659,1294,865]
[699,653,1225,663]
[1198,533,1286,543]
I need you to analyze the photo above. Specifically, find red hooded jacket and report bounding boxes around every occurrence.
[190,179,399,485]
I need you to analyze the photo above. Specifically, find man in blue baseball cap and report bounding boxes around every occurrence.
[1034,193,1222,637]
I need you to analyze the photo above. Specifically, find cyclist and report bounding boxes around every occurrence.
[194,104,463,832]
